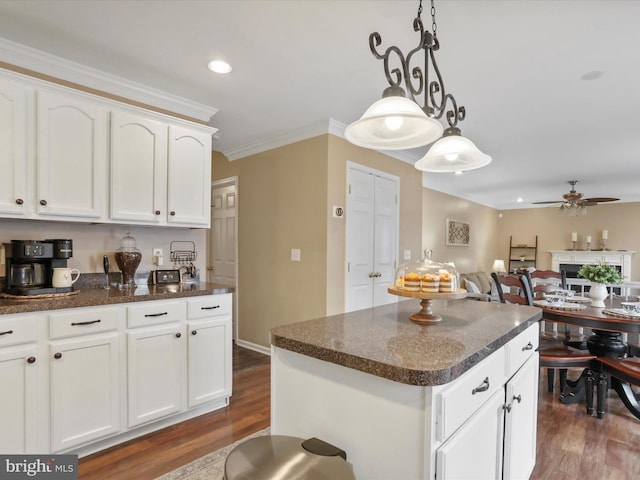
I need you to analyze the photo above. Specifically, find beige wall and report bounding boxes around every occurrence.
[422,188,500,273]
[212,134,424,347]
[498,203,640,280]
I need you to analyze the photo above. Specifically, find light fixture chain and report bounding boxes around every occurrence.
[430,0,437,39]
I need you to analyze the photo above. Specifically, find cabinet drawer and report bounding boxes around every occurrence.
[127,300,185,328]
[50,307,122,339]
[506,324,539,378]
[0,315,38,347]
[187,294,232,320]
[436,347,506,441]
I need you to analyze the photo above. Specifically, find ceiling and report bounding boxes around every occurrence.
[0,0,637,211]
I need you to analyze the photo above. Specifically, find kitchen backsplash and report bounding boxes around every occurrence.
[0,219,208,280]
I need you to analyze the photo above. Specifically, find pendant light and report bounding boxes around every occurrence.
[345,0,491,173]
[414,127,491,173]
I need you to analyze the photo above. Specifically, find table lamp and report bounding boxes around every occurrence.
[492,259,506,273]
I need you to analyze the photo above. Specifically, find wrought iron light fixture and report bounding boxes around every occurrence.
[345,0,491,173]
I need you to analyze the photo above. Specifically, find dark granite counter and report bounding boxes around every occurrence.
[270,298,541,386]
[0,282,234,315]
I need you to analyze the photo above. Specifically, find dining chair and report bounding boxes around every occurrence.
[491,273,595,395]
[591,344,640,419]
[524,269,588,349]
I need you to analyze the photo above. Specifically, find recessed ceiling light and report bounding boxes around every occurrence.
[517,197,523,203]
[453,171,464,175]
[208,60,232,74]
[580,70,603,81]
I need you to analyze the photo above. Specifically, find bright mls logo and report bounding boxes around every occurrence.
[0,455,77,480]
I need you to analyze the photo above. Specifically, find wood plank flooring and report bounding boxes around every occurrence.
[79,347,639,479]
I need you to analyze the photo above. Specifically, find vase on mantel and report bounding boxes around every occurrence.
[589,282,608,308]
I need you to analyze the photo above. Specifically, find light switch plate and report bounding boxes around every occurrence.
[291,248,301,262]
[404,249,411,260]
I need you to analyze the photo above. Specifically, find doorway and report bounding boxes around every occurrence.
[209,177,238,339]
[345,162,399,312]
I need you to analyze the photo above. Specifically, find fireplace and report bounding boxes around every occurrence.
[550,250,635,294]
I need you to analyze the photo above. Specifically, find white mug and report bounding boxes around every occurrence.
[52,268,80,288]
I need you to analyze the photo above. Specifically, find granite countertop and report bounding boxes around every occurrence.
[0,281,234,315]
[270,298,541,387]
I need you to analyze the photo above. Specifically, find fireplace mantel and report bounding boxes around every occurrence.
[549,250,636,281]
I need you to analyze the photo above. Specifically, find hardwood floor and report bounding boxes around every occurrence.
[79,348,639,479]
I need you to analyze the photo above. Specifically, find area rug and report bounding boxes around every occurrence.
[156,428,270,480]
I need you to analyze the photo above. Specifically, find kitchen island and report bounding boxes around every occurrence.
[271,298,542,480]
[0,282,233,456]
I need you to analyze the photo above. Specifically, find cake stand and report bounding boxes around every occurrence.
[387,286,467,324]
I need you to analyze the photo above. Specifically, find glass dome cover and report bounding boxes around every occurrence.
[394,249,459,293]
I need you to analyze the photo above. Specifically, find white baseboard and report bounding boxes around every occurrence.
[235,339,271,356]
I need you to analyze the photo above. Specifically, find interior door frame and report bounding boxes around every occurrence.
[209,176,239,340]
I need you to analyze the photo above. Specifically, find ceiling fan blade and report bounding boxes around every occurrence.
[581,201,598,206]
[532,200,563,204]
[584,197,619,203]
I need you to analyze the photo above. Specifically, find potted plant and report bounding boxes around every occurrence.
[578,263,622,307]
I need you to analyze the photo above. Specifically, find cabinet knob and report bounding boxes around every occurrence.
[15,198,24,205]
[522,342,534,351]
[513,394,522,404]
[175,332,182,338]
[170,211,176,216]
[40,199,48,206]
[53,352,62,359]
[191,330,197,335]
[155,210,161,215]
[27,356,36,364]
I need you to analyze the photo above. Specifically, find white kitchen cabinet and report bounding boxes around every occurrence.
[36,90,107,219]
[110,112,212,227]
[110,110,167,224]
[503,354,539,480]
[167,125,212,227]
[187,294,232,407]
[0,314,40,453]
[48,307,123,452]
[126,301,186,427]
[0,76,29,216]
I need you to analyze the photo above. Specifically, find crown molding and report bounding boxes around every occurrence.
[0,37,218,122]
[223,117,421,165]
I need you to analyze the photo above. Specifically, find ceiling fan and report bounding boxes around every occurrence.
[532,180,619,209]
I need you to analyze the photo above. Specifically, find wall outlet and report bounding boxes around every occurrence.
[152,248,164,266]
[291,248,301,262]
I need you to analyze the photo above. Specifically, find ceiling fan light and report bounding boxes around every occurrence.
[345,96,444,150]
[414,131,492,173]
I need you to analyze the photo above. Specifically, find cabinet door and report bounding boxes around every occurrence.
[50,333,121,452]
[167,125,211,227]
[436,388,504,480]
[110,110,167,224]
[0,345,38,453]
[187,317,231,407]
[36,90,106,219]
[127,324,185,427]
[0,77,29,216]
[503,354,539,480]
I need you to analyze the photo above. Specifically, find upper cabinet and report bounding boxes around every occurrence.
[110,114,212,228]
[0,69,214,228]
[0,77,29,216]
[167,125,212,227]
[110,111,168,225]
[36,91,107,219]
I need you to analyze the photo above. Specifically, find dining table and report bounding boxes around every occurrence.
[537,295,640,419]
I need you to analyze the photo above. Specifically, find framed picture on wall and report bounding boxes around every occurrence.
[446,218,470,246]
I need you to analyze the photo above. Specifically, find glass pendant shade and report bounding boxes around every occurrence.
[414,130,492,173]
[345,96,444,150]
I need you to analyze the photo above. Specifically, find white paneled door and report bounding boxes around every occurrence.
[209,178,238,338]
[345,163,399,312]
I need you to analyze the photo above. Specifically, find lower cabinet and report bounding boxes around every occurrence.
[49,333,122,451]
[0,293,232,455]
[127,323,185,427]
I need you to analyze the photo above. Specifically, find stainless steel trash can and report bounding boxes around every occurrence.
[224,435,355,479]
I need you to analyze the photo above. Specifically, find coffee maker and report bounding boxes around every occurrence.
[3,239,74,296]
